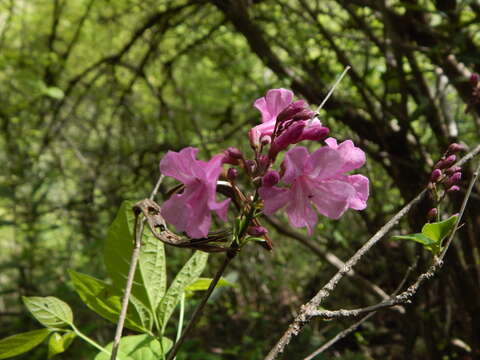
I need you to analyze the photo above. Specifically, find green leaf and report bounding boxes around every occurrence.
[421,215,458,243]
[392,234,440,254]
[68,270,150,332]
[23,296,73,328]
[184,277,233,297]
[392,233,436,246]
[94,335,173,360]
[104,201,167,313]
[43,87,64,99]
[157,251,208,331]
[0,329,50,359]
[47,331,76,359]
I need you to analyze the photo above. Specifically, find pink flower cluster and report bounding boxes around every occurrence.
[159,88,369,238]
[259,140,368,234]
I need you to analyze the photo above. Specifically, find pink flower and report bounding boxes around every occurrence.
[249,88,329,155]
[249,88,293,147]
[160,147,230,238]
[259,139,369,234]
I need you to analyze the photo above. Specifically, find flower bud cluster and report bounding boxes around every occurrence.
[430,150,463,193]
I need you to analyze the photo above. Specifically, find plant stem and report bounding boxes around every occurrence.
[110,214,144,360]
[166,253,235,360]
[172,292,186,360]
[70,323,115,358]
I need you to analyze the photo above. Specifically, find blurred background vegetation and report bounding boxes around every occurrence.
[1,0,480,359]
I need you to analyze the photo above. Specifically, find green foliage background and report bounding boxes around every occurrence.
[1,0,480,359]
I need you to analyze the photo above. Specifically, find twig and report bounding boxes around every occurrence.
[110,174,164,360]
[264,189,426,360]
[166,252,235,360]
[304,262,416,360]
[265,215,405,313]
[265,146,480,360]
[110,214,144,360]
[316,66,351,112]
[150,174,165,200]
[304,312,376,360]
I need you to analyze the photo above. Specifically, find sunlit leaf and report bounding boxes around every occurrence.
[157,251,208,331]
[47,331,76,359]
[421,215,458,243]
[184,277,233,297]
[69,270,150,332]
[0,329,50,359]
[23,296,73,328]
[94,335,172,360]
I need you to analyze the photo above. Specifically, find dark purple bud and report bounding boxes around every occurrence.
[430,169,442,183]
[258,154,270,173]
[223,147,243,165]
[227,168,238,181]
[445,166,461,176]
[274,122,305,149]
[445,172,462,188]
[227,147,243,159]
[435,155,456,169]
[247,226,268,237]
[296,125,329,142]
[447,185,460,193]
[245,159,256,174]
[470,73,479,86]
[427,208,438,221]
[447,143,467,154]
[276,100,307,123]
[292,109,316,122]
[260,136,271,146]
[262,170,280,187]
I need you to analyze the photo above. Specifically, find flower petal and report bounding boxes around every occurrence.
[262,88,294,122]
[325,137,366,173]
[310,179,356,219]
[203,153,225,181]
[160,147,199,184]
[308,146,344,180]
[209,198,231,221]
[343,174,369,210]
[161,193,192,234]
[282,146,310,184]
[285,180,318,234]
[259,186,290,215]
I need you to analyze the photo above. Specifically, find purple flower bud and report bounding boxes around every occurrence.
[260,136,271,146]
[447,143,466,154]
[445,166,461,176]
[292,109,316,122]
[227,147,243,159]
[435,155,456,170]
[227,168,238,181]
[276,100,307,123]
[262,170,280,187]
[470,73,479,86]
[223,147,243,165]
[258,154,270,173]
[297,125,329,142]
[430,169,442,183]
[247,226,268,237]
[445,172,462,188]
[245,159,256,174]
[427,208,438,221]
[447,185,460,193]
[271,122,305,155]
